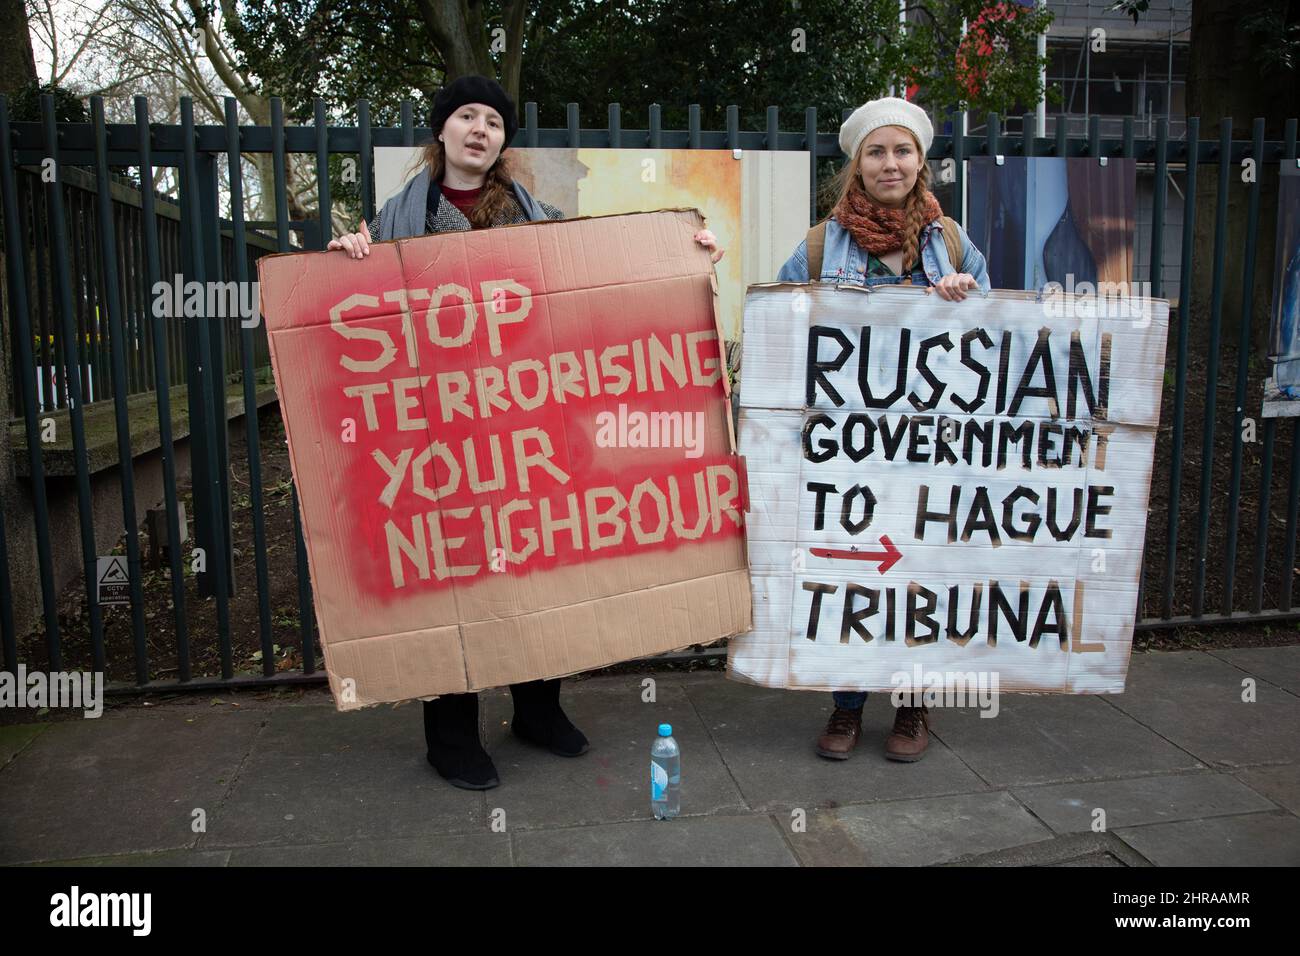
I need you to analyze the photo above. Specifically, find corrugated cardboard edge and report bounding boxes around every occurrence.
[336,568,754,711]
[743,280,1173,311]
[256,261,327,656]
[255,206,714,265]
[724,663,1128,695]
[701,214,756,625]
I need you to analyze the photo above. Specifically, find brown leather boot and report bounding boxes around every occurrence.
[815,706,863,760]
[884,704,931,762]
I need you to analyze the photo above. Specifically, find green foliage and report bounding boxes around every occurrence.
[8,81,89,122]
[1243,5,1300,75]
[911,0,1056,120]
[526,0,1052,129]
[221,0,447,123]
[525,0,923,131]
[219,0,1051,131]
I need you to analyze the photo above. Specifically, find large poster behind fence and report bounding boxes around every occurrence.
[375,146,810,344]
[730,284,1168,694]
[967,157,1136,294]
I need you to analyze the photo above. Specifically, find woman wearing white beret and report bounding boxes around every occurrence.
[776,96,990,763]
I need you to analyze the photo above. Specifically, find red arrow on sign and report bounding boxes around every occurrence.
[809,535,902,574]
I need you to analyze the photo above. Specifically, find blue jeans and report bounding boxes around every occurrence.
[835,690,926,709]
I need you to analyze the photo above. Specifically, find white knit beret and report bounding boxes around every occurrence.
[839,97,934,159]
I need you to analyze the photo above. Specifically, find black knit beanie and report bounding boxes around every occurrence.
[429,75,518,150]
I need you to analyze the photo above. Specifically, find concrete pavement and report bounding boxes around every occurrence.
[2,646,1298,866]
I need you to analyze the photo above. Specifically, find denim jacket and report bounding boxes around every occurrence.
[777,216,991,291]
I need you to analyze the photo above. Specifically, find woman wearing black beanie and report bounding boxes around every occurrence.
[329,75,723,790]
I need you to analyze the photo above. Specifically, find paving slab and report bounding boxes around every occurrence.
[0,723,46,770]
[512,814,796,866]
[1234,762,1300,815]
[789,791,1054,866]
[479,675,748,829]
[950,830,1152,867]
[684,679,987,811]
[1210,645,1300,697]
[228,834,511,866]
[0,710,263,865]
[1051,852,1127,866]
[1116,811,1300,866]
[1106,651,1300,767]
[1012,772,1278,833]
[1,659,1295,867]
[200,701,482,849]
[923,691,1199,787]
[31,849,232,867]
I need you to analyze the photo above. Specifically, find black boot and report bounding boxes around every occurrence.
[510,679,589,757]
[424,693,499,790]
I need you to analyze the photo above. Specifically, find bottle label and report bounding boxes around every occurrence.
[651,760,668,800]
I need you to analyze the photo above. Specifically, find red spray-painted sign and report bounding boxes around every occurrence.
[260,210,744,607]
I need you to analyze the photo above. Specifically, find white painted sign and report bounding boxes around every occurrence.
[730,284,1169,694]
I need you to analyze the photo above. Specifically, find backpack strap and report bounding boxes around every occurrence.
[805,220,828,280]
[940,216,964,273]
[806,217,961,280]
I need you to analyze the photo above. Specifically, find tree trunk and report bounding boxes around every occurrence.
[0,0,36,95]
[414,0,525,102]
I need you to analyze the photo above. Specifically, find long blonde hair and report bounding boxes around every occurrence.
[824,129,936,269]
[403,139,518,228]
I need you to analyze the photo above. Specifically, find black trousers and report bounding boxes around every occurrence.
[422,678,561,754]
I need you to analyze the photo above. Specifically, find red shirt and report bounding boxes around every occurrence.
[441,183,483,223]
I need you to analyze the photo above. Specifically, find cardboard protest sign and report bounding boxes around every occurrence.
[730,284,1168,694]
[258,209,751,710]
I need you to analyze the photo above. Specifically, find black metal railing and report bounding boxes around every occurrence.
[1,93,1297,694]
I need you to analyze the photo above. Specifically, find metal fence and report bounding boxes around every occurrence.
[7,163,272,416]
[1,93,1298,694]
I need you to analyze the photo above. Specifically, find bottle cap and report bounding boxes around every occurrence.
[658,723,672,737]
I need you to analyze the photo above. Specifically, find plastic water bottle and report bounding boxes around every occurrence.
[651,723,680,820]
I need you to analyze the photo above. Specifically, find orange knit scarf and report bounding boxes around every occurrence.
[833,188,942,254]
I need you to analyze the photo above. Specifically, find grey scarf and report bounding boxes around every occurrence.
[375,169,550,241]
